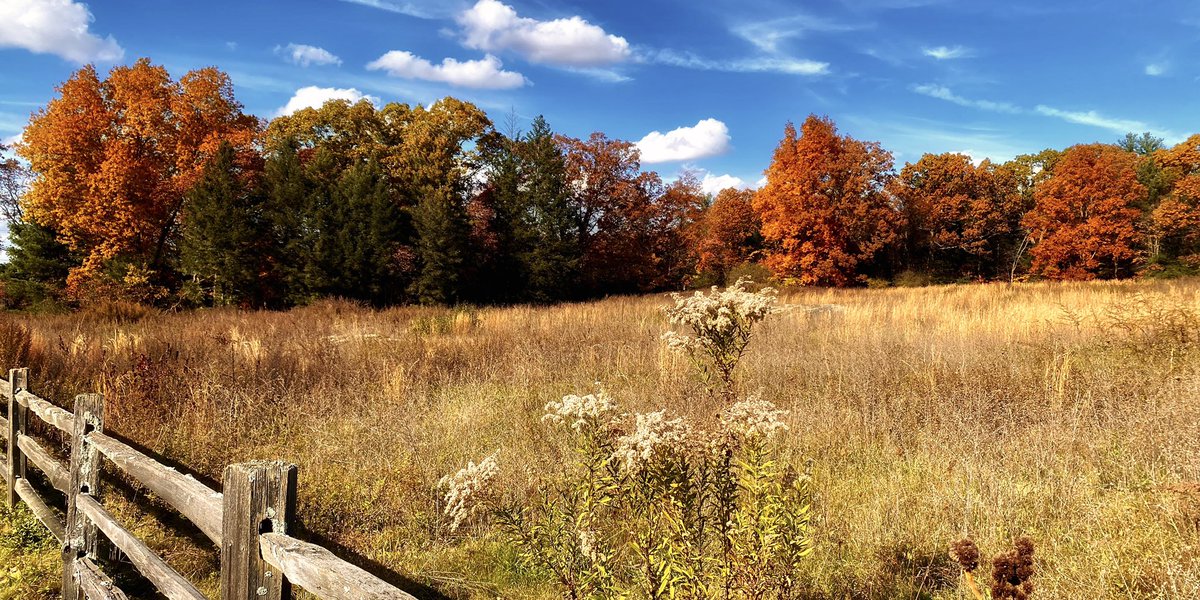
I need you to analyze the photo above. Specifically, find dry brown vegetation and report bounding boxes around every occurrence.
[2,278,1200,599]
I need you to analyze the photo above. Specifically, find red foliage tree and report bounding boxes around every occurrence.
[753,116,901,286]
[1023,144,1146,280]
[690,187,759,284]
[559,133,700,292]
[892,153,1022,278]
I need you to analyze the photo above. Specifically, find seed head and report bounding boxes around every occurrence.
[990,536,1035,600]
[949,537,980,572]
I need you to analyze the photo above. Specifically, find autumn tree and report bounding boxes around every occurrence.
[560,133,700,294]
[1023,143,1147,280]
[18,59,260,301]
[891,153,1023,279]
[1149,134,1200,266]
[690,187,760,285]
[754,116,901,287]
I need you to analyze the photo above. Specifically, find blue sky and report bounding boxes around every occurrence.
[1,0,1198,193]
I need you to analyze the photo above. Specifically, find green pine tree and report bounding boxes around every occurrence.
[1,219,78,308]
[521,116,581,302]
[410,189,471,305]
[179,142,267,307]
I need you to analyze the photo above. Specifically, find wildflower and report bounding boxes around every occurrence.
[661,278,778,396]
[722,398,789,439]
[578,528,598,561]
[613,410,693,472]
[990,536,1035,600]
[543,384,618,431]
[950,537,981,572]
[439,451,500,531]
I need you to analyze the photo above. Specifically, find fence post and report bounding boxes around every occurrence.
[62,393,104,600]
[5,368,28,509]
[221,461,297,600]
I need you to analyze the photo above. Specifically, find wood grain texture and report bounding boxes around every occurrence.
[88,431,224,546]
[18,390,75,434]
[62,393,103,600]
[14,478,65,543]
[74,557,130,600]
[17,433,69,494]
[221,461,296,600]
[76,494,206,600]
[260,533,418,600]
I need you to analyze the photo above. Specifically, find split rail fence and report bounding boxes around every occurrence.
[0,366,417,599]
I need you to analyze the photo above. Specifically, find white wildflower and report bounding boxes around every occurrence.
[439,451,500,531]
[578,528,598,561]
[722,398,789,439]
[543,384,618,431]
[614,410,693,472]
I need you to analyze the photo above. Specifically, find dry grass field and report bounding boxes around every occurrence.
[2,278,1200,599]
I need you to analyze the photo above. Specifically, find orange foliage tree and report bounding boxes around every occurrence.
[892,153,1023,278]
[18,59,260,299]
[1150,134,1200,263]
[1023,144,1146,280]
[690,187,759,285]
[753,115,900,286]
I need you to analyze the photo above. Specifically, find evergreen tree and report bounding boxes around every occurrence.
[329,160,405,304]
[259,139,311,306]
[410,190,471,305]
[179,142,267,306]
[521,116,580,301]
[1,220,77,307]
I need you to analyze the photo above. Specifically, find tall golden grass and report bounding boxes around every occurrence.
[2,278,1199,598]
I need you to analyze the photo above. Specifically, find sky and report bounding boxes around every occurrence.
[1,0,1199,193]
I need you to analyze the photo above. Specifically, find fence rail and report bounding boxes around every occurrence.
[1,367,418,599]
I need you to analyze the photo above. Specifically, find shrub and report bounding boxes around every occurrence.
[442,388,812,599]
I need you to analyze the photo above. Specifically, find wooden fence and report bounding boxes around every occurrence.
[0,367,417,599]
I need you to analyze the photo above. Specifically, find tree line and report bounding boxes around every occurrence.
[1,59,1198,309]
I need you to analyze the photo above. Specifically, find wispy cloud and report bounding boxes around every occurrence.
[1144,62,1167,76]
[337,0,440,18]
[1034,105,1181,142]
[922,45,971,60]
[648,49,829,75]
[911,84,1019,113]
[731,14,867,53]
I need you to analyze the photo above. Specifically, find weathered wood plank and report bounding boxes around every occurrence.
[17,390,75,434]
[221,461,296,600]
[63,393,103,600]
[76,494,206,600]
[260,533,417,600]
[17,433,69,494]
[13,478,65,543]
[6,369,28,509]
[74,557,130,600]
[87,431,223,546]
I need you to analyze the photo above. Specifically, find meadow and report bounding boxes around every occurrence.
[2,277,1199,599]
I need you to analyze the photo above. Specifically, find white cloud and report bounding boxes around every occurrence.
[911,84,1020,113]
[699,172,750,195]
[278,43,342,67]
[1145,63,1166,76]
[649,49,829,75]
[0,0,123,63]
[922,45,971,60]
[457,0,630,67]
[636,119,731,164]
[276,86,379,117]
[367,51,526,89]
[2,131,23,147]
[1034,105,1181,142]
